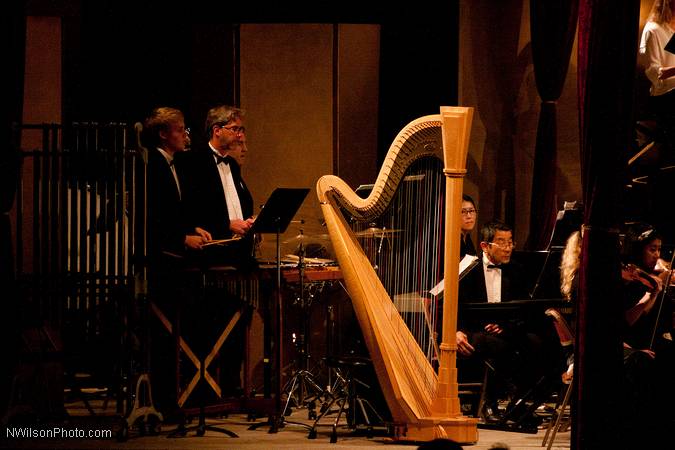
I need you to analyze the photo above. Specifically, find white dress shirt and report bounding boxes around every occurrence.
[482,252,502,303]
[209,143,243,221]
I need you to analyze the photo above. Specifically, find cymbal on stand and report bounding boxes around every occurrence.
[282,233,331,244]
[354,227,402,238]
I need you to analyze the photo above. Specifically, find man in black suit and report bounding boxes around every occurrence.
[145,107,211,264]
[178,104,256,269]
[456,220,554,426]
[143,107,211,418]
[175,105,257,400]
[457,220,526,305]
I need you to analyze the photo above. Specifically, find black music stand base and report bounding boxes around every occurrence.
[246,188,310,434]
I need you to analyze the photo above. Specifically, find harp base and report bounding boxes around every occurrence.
[392,416,479,444]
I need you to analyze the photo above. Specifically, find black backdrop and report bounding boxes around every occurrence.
[38,0,459,160]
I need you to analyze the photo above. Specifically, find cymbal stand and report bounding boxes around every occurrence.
[280,237,325,424]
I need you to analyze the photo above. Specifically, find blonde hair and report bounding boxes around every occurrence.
[143,107,184,148]
[649,0,674,24]
[560,231,582,301]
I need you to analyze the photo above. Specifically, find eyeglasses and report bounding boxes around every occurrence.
[487,240,516,249]
[461,208,477,216]
[219,124,246,135]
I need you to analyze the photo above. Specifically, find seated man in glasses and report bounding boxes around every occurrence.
[458,220,524,304]
[456,220,559,429]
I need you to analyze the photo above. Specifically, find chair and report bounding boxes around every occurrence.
[541,308,574,450]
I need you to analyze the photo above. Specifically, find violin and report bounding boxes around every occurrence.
[621,263,661,292]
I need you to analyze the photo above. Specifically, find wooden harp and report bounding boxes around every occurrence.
[316,107,477,443]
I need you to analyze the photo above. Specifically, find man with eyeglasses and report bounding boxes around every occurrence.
[458,220,522,305]
[142,106,213,419]
[145,107,211,258]
[178,104,256,267]
[456,220,548,429]
[175,104,257,403]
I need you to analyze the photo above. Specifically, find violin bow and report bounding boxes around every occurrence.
[649,251,675,350]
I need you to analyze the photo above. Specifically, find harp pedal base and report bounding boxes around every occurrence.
[391,416,479,444]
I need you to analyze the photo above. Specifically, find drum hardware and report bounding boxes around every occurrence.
[358,226,396,271]
[280,235,329,424]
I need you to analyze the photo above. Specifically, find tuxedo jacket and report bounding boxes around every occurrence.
[146,148,187,262]
[176,148,255,265]
[457,257,528,332]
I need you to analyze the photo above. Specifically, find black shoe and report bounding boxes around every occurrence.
[518,412,543,429]
[481,403,504,423]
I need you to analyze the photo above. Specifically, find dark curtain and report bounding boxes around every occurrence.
[575,1,639,449]
[526,0,579,250]
[1,0,25,415]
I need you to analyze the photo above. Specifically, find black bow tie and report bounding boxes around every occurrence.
[487,264,501,269]
[214,154,235,165]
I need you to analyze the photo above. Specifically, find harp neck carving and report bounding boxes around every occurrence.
[317,115,443,221]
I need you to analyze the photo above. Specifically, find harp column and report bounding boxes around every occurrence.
[432,106,474,420]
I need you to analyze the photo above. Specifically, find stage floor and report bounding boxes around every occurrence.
[2,397,570,449]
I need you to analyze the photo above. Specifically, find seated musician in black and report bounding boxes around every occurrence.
[620,224,674,437]
[460,194,478,258]
[456,220,555,425]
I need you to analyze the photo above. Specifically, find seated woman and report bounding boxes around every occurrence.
[558,230,581,381]
[620,223,674,434]
[460,194,478,258]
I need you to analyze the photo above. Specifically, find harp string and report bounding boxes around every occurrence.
[349,156,445,391]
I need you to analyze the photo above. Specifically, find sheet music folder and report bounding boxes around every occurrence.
[249,187,310,234]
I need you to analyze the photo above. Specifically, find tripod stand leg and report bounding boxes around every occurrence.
[282,374,300,416]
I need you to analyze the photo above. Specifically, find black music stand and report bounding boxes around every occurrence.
[246,187,310,433]
[530,205,582,299]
